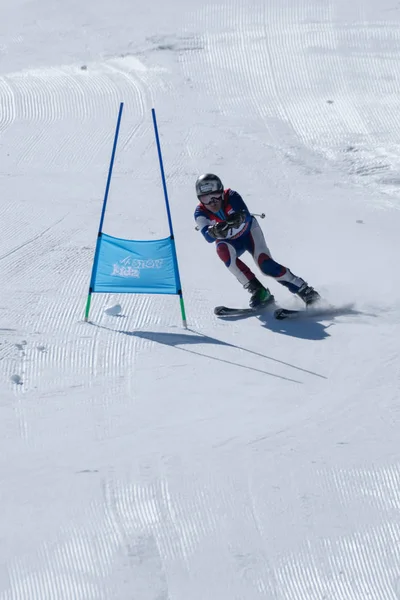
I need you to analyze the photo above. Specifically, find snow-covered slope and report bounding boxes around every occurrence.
[1,1,400,598]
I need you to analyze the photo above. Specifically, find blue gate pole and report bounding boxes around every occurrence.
[151,108,187,328]
[84,102,124,322]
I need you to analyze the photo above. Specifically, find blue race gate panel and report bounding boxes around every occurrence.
[91,233,180,295]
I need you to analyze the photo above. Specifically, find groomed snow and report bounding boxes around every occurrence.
[1,1,400,598]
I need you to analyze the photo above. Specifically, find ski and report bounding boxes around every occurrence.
[215,306,256,317]
[214,302,275,317]
[214,305,298,319]
[274,303,355,320]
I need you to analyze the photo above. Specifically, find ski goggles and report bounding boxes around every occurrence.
[200,193,223,206]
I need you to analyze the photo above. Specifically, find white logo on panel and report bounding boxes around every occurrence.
[112,256,164,278]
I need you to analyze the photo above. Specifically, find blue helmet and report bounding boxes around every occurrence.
[195,173,224,199]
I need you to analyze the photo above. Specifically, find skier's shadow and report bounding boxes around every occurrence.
[258,311,332,340]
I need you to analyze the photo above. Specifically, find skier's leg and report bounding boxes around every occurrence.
[245,220,303,291]
[246,219,320,304]
[216,241,273,307]
[216,241,255,286]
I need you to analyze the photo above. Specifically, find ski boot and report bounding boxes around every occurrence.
[245,278,274,309]
[296,283,321,307]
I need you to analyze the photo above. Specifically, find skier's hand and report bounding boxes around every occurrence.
[226,210,246,228]
[208,221,230,239]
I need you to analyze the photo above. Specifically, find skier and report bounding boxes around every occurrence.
[194,173,321,308]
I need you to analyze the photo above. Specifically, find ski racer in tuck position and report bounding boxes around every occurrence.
[194,173,321,309]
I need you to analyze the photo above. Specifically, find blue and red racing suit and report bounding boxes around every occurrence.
[194,188,307,293]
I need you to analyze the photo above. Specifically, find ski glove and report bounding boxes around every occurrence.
[226,210,246,228]
[208,211,247,239]
[207,221,230,239]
